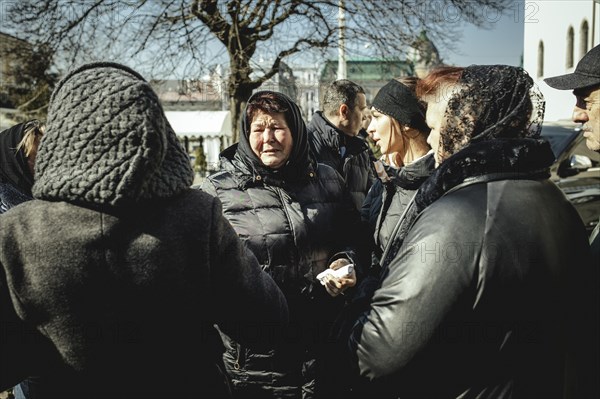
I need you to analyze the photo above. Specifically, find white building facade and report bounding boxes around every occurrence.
[293,66,321,122]
[523,0,599,122]
[165,110,232,171]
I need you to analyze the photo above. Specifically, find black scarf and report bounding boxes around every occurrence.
[0,123,34,197]
[388,152,435,191]
[235,91,315,188]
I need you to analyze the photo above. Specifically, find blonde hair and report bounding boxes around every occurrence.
[385,115,429,168]
[16,120,44,157]
[385,117,405,167]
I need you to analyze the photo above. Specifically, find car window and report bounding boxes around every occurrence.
[541,126,577,158]
[570,137,600,167]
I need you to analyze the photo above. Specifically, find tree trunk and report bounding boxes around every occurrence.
[229,80,254,145]
[230,95,245,145]
[227,34,257,145]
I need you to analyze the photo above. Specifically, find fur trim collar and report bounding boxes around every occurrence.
[380,138,554,271]
[415,138,554,211]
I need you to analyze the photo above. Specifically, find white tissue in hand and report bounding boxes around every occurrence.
[316,264,354,285]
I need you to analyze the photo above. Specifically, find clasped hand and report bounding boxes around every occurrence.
[323,258,356,297]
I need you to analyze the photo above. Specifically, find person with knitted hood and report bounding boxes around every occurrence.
[201,90,366,398]
[334,65,593,398]
[0,120,44,214]
[0,63,288,398]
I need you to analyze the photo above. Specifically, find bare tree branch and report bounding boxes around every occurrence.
[5,0,513,141]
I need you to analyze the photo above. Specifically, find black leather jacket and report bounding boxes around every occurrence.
[345,139,594,398]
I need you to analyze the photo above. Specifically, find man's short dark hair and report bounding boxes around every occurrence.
[322,79,365,117]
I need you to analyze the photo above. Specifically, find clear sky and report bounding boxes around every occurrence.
[442,7,525,67]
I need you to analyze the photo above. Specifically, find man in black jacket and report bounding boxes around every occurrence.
[545,43,600,398]
[308,79,375,210]
[545,43,600,268]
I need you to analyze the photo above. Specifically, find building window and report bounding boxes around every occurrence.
[537,41,544,78]
[580,20,589,58]
[566,26,574,69]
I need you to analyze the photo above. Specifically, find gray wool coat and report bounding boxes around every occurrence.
[0,62,288,398]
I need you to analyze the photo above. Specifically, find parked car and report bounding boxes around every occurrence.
[542,124,600,234]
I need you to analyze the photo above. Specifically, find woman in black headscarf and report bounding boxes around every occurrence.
[337,65,593,398]
[0,120,44,399]
[202,91,364,398]
[0,120,44,213]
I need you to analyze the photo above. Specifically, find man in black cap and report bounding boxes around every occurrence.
[545,44,600,153]
[545,44,599,258]
[546,43,599,398]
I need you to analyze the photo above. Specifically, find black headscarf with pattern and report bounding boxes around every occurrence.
[439,65,545,160]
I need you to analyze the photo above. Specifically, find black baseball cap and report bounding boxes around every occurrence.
[545,44,600,90]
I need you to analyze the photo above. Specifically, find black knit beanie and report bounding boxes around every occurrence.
[372,79,430,134]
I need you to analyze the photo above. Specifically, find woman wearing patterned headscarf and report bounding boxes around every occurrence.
[201,91,365,398]
[337,65,592,398]
[0,120,44,213]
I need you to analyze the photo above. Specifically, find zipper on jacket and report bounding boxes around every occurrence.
[275,187,297,244]
[274,187,301,279]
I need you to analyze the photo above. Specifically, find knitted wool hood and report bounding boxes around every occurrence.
[32,62,193,207]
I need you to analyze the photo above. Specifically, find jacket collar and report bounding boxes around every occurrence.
[219,143,316,189]
[380,137,555,272]
[415,137,554,212]
[309,111,368,156]
[384,152,435,191]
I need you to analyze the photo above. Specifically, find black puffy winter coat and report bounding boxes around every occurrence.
[308,112,376,210]
[344,138,594,398]
[201,92,363,399]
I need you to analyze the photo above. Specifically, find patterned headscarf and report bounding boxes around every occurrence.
[439,65,545,159]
